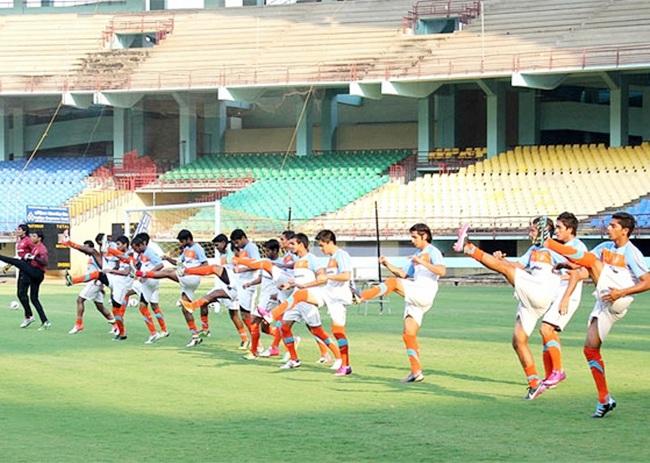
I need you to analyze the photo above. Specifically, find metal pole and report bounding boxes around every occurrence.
[287,207,292,231]
[375,201,384,314]
[480,2,485,63]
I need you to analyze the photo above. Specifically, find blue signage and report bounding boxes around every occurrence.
[26,206,70,224]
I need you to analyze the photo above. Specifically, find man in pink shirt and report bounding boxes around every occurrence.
[0,229,50,329]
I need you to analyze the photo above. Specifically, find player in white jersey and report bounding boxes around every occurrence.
[359,223,446,383]
[536,212,588,392]
[454,217,578,399]
[542,212,650,417]
[273,233,343,371]
[236,239,286,359]
[181,236,251,345]
[232,236,296,358]
[102,235,135,341]
[229,229,260,343]
[63,236,115,334]
[131,233,168,344]
[210,234,249,348]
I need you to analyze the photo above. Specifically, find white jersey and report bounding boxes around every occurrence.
[403,244,444,282]
[236,241,261,285]
[592,240,648,284]
[325,248,352,289]
[293,252,321,286]
[518,244,565,279]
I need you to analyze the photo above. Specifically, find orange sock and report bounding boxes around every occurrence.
[62,240,82,250]
[72,271,101,285]
[184,265,219,276]
[271,290,308,320]
[542,330,562,373]
[271,321,282,349]
[403,332,421,374]
[250,322,261,354]
[116,305,127,336]
[235,257,273,274]
[584,347,609,404]
[186,318,198,335]
[332,325,349,367]
[544,239,597,267]
[360,278,398,301]
[75,317,83,328]
[188,297,208,310]
[465,243,485,262]
[200,314,209,332]
[309,326,341,360]
[281,323,299,361]
[139,306,157,335]
[243,316,254,336]
[153,307,167,331]
[524,364,541,388]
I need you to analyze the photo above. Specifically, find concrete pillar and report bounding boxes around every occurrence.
[176,95,197,165]
[434,85,456,149]
[486,82,506,158]
[12,104,24,159]
[131,101,145,155]
[204,99,227,154]
[296,95,313,156]
[0,101,8,161]
[320,91,338,152]
[610,78,629,147]
[642,88,650,142]
[113,107,128,165]
[518,89,540,146]
[417,95,434,162]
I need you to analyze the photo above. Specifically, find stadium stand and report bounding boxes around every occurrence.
[159,150,409,182]
[159,150,411,235]
[308,143,650,235]
[2,0,648,93]
[0,157,107,232]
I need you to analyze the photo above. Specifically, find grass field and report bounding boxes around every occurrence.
[0,281,649,462]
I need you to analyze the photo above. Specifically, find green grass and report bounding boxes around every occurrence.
[1,282,649,462]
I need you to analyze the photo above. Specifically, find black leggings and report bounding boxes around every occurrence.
[0,255,48,323]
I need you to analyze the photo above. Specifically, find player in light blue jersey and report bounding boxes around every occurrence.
[358,223,446,383]
[543,211,650,417]
[454,216,577,399]
[535,212,588,393]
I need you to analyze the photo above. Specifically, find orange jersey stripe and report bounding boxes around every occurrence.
[602,249,626,268]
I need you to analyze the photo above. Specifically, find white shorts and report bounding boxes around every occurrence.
[111,275,133,306]
[323,285,352,326]
[514,269,560,336]
[283,301,322,327]
[588,266,635,341]
[402,278,438,326]
[238,286,257,312]
[541,280,583,332]
[179,275,200,300]
[256,285,279,315]
[79,281,104,304]
[132,279,160,304]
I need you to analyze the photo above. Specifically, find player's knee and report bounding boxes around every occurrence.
[539,323,553,338]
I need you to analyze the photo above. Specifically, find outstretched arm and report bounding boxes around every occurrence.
[380,256,407,279]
